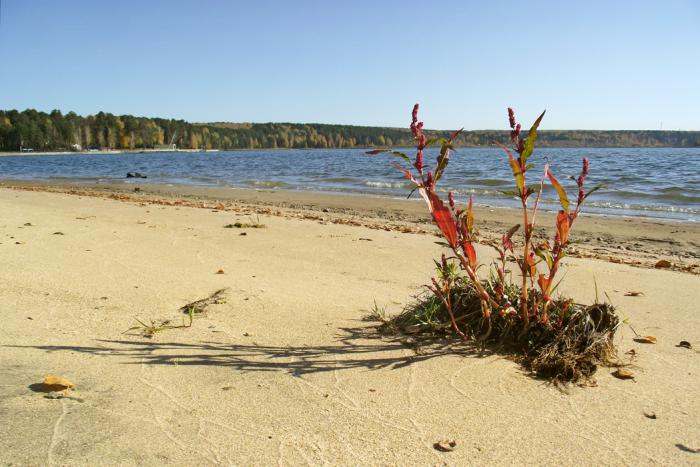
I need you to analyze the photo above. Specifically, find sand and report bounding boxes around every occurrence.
[0,185,698,466]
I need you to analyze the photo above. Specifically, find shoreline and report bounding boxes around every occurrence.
[2,179,698,274]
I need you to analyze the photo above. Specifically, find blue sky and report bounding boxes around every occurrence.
[0,0,698,130]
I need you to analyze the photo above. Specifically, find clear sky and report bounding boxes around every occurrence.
[0,0,698,130]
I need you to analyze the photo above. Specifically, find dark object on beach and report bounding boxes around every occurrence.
[643,412,657,419]
[433,440,457,452]
[677,340,692,349]
[134,187,141,192]
[126,172,147,178]
[654,259,672,269]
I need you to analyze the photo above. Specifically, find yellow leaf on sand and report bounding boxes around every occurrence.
[42,375,74,391]
[612,368,635,380]
[634,335,657,344]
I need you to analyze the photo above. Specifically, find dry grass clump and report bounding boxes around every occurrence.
[381,282,619,383]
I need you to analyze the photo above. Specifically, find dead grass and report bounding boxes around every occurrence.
[376,282,621,384]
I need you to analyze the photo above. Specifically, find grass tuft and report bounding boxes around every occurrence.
[381,281,620,383]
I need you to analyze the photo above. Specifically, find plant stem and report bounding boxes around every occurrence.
[519,196,531,326]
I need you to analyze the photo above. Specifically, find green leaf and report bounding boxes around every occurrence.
[500,190,520,197]
[434,142,453,182]
[535,247,553,270]
[583,184,605,200]
[367,149,412,164]
[424,137,446,147]
[521,110,546,163]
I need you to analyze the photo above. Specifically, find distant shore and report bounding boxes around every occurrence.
[0,148,221,157]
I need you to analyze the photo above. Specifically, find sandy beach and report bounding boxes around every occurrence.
[1,183,699,465]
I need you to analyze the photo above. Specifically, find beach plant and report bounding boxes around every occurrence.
[369,105,619,382]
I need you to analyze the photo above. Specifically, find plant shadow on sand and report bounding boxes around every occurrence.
[8,323,524,378]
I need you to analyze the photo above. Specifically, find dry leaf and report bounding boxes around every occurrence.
[216,269,225,274]
[654,260,672,269]
[624,291,644,297]
[42,375,74,391]
[433,440,457,452]
[612,368,635,380]
[634,336,657,344]
[677,341,692,349]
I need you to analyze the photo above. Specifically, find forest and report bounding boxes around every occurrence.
[1,108,698,152]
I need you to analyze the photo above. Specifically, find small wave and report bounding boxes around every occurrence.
[470,178,511,187]
[319,177,358,183]
[363,180,413,189]
[586,200,700,214]
[243,179,294,189]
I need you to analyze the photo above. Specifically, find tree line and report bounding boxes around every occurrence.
[1,108,698,152]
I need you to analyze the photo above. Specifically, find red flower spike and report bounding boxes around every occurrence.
[414,149,424,172]
[508,107,516,130]
[410,104,420,136]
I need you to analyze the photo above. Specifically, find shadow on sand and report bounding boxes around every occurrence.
[8,324,494,377]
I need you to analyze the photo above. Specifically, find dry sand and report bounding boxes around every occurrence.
[0,185,698,466]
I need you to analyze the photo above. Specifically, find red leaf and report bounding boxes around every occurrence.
[427,191,458,248]
[537,274,550,294]
[556,210,570,245]
[391,162,419,185]
[462,242,477,268]
[449,128,464,141]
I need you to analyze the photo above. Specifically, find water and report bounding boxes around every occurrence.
[1,147,699,222]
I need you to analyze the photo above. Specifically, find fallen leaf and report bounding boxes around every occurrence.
[433,440,457,452]
[633,336,657,344]
[216,269,225,274]
[643,412,657,419]
[42,375,74,392]
[52,231,64,235]
[654,260,672,269]
[624,291,644,297]
[677,341,692,349]
[612,368,635,380]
